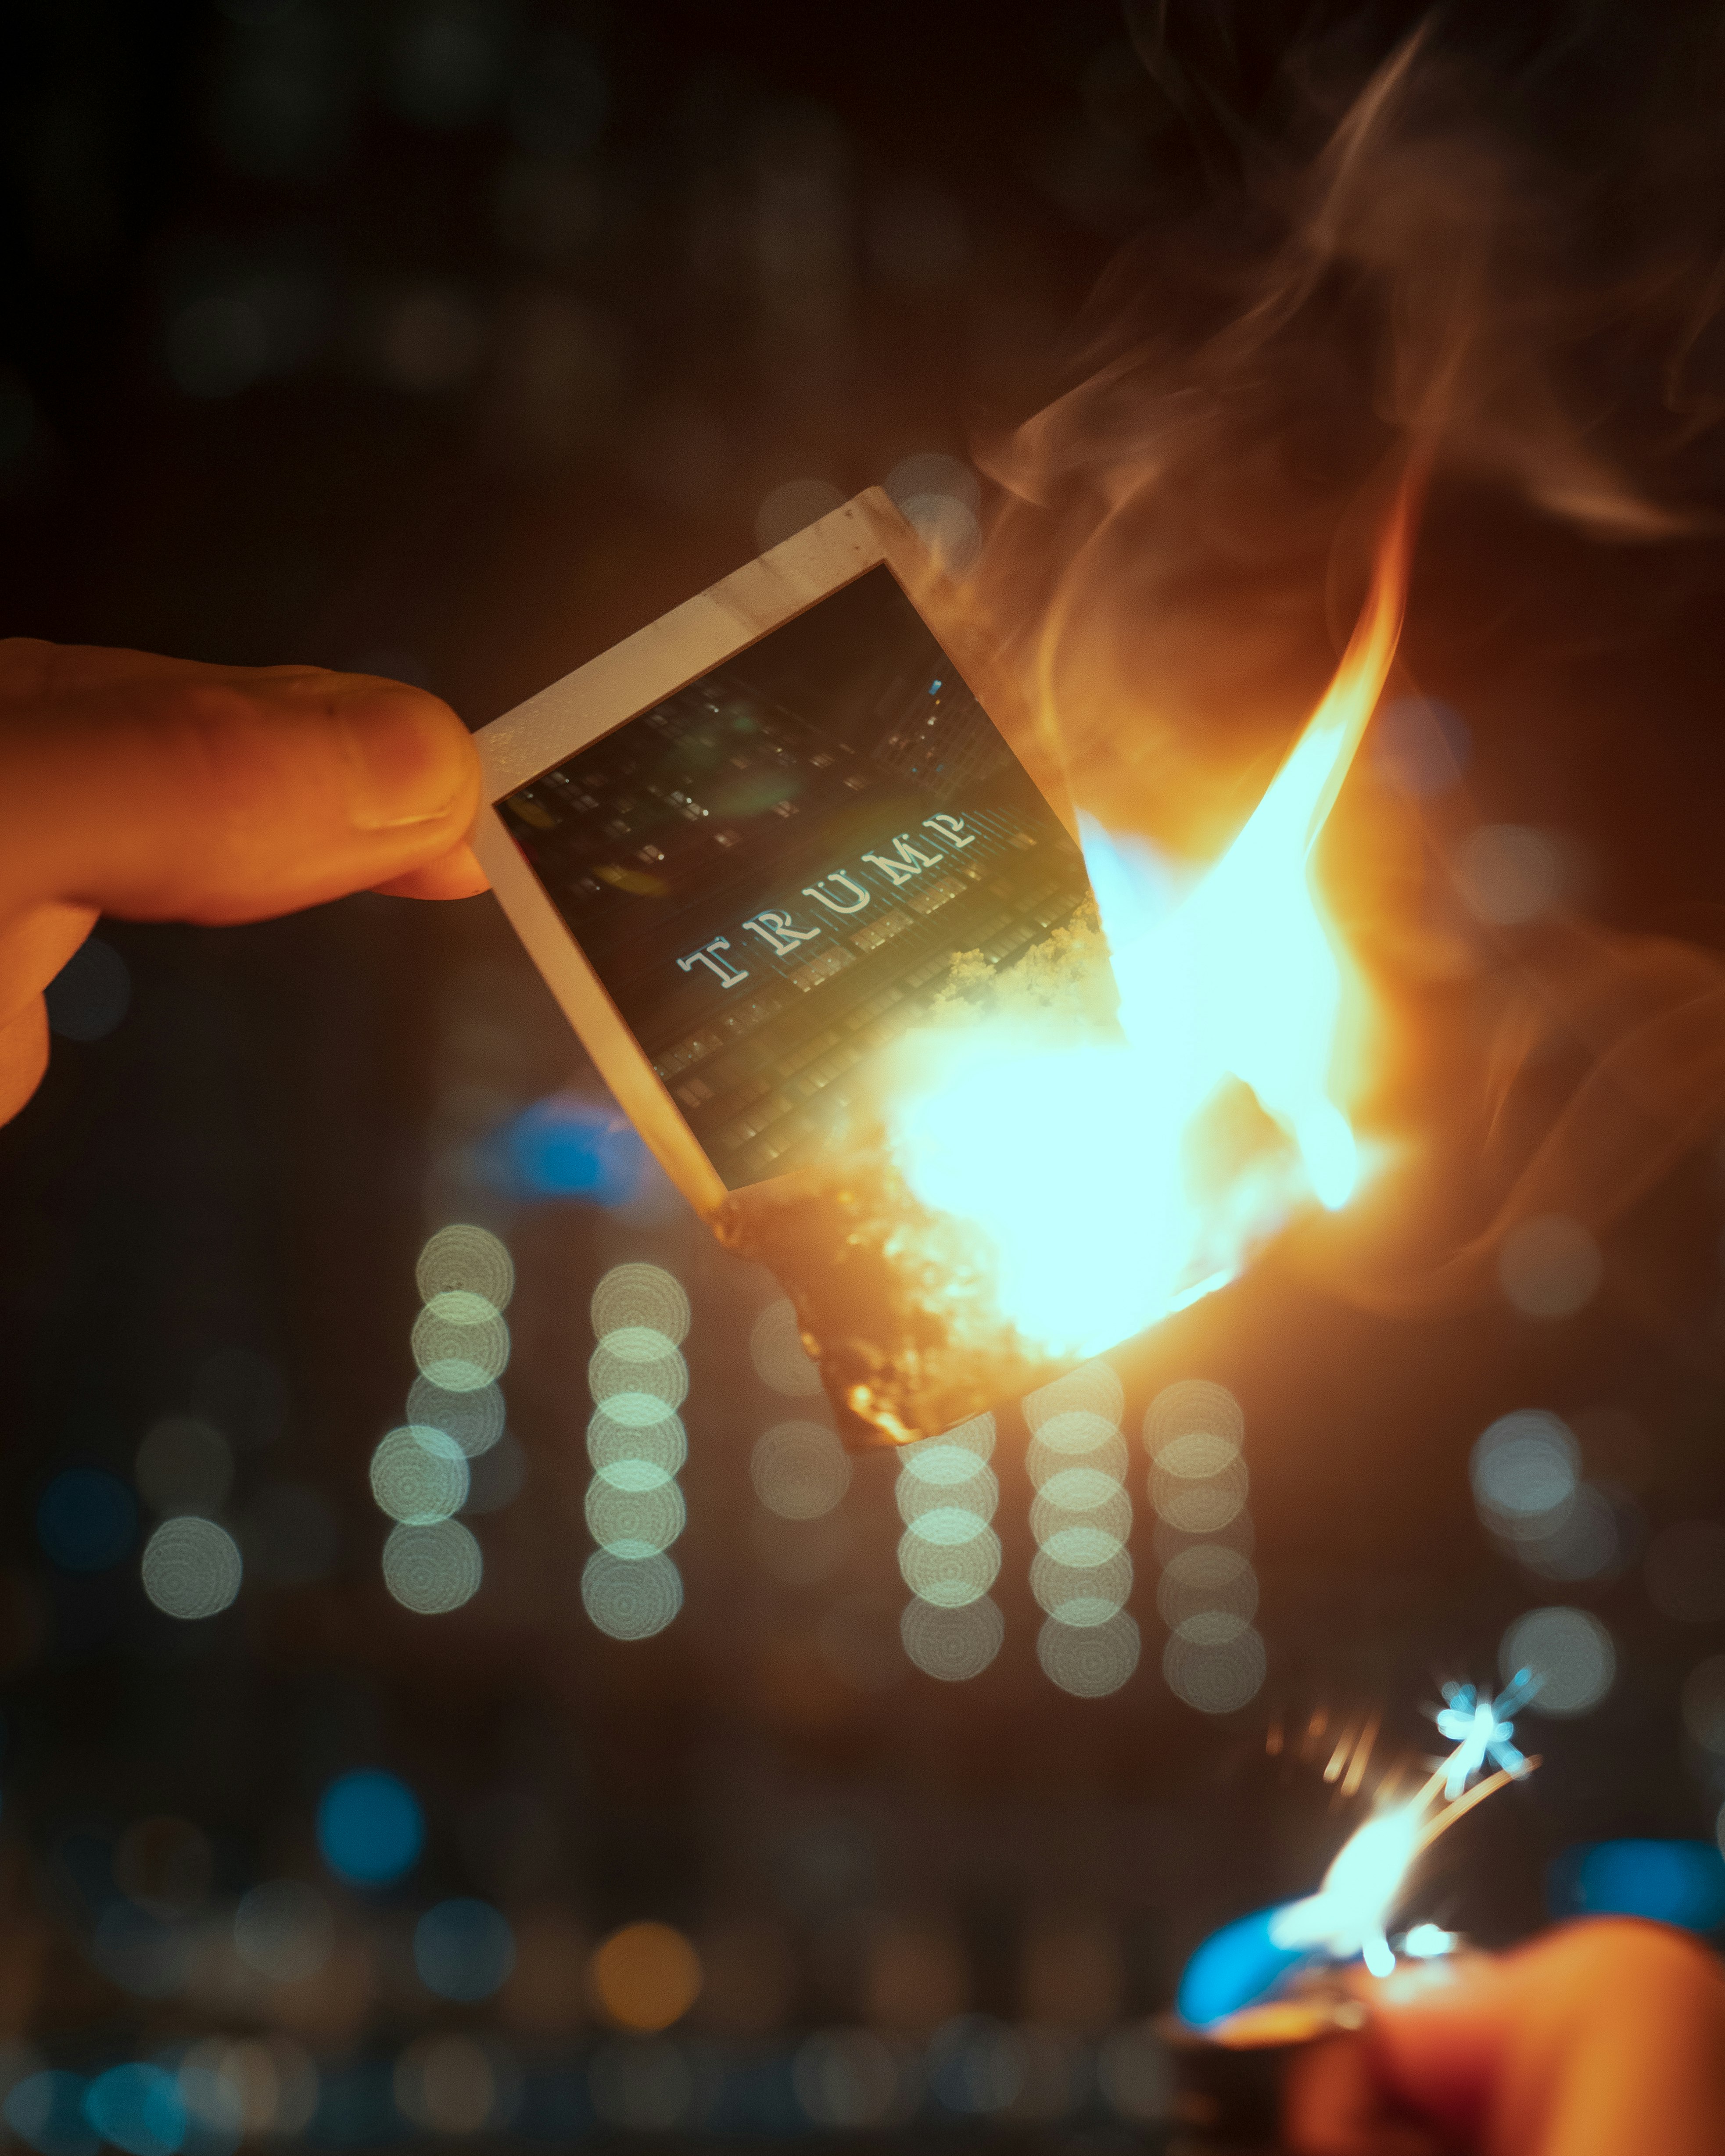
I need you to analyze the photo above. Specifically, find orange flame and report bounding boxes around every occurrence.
[888,484,1418,1361]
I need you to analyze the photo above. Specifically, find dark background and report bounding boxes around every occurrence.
[0,0,1723,2146]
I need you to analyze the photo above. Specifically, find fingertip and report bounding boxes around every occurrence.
[370,843,491,900]
[0,1001,49,1127]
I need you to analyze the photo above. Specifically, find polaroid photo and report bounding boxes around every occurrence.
[472,487,1098,1220]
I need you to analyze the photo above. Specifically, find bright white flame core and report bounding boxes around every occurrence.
[1268,1803,1422,1975]
[888,502,1413,1360]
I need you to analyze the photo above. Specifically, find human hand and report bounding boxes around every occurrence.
[1283,1918,1725,2155]
[0,638,488,1125]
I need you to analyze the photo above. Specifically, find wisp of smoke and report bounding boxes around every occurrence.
[963,7,1725,1313]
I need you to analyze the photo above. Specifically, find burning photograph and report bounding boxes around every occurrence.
[497,563,1098,1189]
[8,8,1725,2156]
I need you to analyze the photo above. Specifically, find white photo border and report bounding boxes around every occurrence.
[472,485,1068,1220]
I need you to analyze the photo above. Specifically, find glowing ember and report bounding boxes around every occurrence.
[886,489,1418,1361]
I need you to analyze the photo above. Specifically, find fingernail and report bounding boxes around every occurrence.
[340,694,469,830]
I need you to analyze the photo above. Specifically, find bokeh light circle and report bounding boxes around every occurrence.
[1470,1411,1579,1526]
[1497,1216,1602,1320]
[415,1898,516,2002]
[411,1296,509,1391]
[589,1920,703,2031]
[1031,1546,1132,1618]
[1025,1362,1125,1434]
[1029,1427,1128,1486]
[317,1769,424,1887]
[1144,1381,1243,1457]
[751,1422,851,1519]
[900,1595,1003,1680]
[1031,1483,1130,1550]
[750,1301,824,1396]
[370,1427,469,1525]
[582,1550,681,1640]
[900,1417,995,1484]
[589,1337,687,1415]
[588,1409,685,1482]
[142,1518,243,1619]
[84,2063,184,2156]
[585,1479,686,1557]
[898,1527,1001,1607]
[1039,1523,1126,1570]
[1163,1625,1266,1714]
[1037,1611,1139,1696]
[1151,1455,1248,1533]
[1517,1484,1621,1582]
[592,1264,690,1346]
[406,1376,505,1458]
[382,1520,482,1614]
[1456,823,1561,925]
[903,1502,995,1548]
[1157,1544,1259,1628]
[1499,1606,1615,1715]
[416,1225,514,1311]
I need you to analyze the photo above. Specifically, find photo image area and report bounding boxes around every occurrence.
[499,565,1096,1189]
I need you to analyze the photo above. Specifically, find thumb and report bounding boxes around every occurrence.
[0,641,484,926]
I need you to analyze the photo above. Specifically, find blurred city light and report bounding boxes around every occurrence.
[140,1519,242,1620]
[411,1292,510,1391]
[593,1264,690,1343]
[752,1421,850,1519]
[316,1770,424,1887]
[394,2034,511,2135]
[36,1469,135,1572]
[900,1597,1004,1682]
[382,1519,483,1613]
[1455,824,1564,925]
[588,1921,702,2032]
[1499,1606,1616,1715]
[405,1376,505,1458]
[415,1898,516,2001]
[416,1224,514,1310]
[369,1426,469,1525]
[897,1415,1001,1672]
[581,1549,681,1640]
[792,2028,911,2129]
[82,2066,184,2156]
[749,1300,823,1396]
[490,1095,647,1204]
[1146,1382,1264,1712]
[1497,1215,1602,1319]
[583,1267,687,1637]
[1025,1367,1133,1694]
[1549,1839,1725,1931]
[5,2073,96,2156]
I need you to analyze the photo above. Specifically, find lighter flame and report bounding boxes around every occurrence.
[1268,1801,1423,1979]
[889,490,1416,1360]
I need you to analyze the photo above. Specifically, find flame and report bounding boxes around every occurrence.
[888,487,1417,1361]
